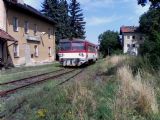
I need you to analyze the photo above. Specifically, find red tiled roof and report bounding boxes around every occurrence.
[0,29,17,42]
[120,26,139,34]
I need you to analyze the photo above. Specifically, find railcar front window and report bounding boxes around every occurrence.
[72,42,85,50]
[60,42,71,51]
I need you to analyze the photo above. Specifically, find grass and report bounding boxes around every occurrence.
[0,69,80,117]
[0,62,61,83]
[1,56,160,120]
[108,55,160,120]
[0,62,60,74]
[1,60,119,120]
[116,66,158,119]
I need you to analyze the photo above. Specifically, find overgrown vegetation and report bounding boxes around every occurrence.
[106,56,160,119]
[138,0,160,68]
[1,56,160,120]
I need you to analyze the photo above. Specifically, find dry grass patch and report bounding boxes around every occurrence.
[115,66,158,119]
[106,55,128,66]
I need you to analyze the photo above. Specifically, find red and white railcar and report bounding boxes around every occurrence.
[58,39,98,66]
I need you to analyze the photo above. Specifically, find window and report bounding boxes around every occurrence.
[140,36,143,40]
[72,42,85,50]
[127,44,130,48]
[24,21,29,34]
[88,45,95,52]
[132,44,135,47]
[48,28,51,39]
[132,36,135,39]
[48,47,52,56]
[13,44,19,57]
[59,42,71,51]
[127,35,130,39]
[34,24,37,35]
[13,17,18,32]
[34,45,38,57]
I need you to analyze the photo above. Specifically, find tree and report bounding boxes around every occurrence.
[55,0,71,43]
[139,9,160,68]
[41,0,71,44]
[138,0,160,68]
[98,30,122,57]
[41,0,86,42]
[138,0,160,8]
[41,0,59,22]
[69,0,86,39]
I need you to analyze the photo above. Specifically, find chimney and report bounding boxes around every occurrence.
[17,0,24,4]
[10,0,17,3]
[10,0,24,4]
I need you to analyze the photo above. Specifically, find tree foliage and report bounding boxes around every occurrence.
[69,0,86,39]
[41,0,59,22]
[150,0,160,8]
[41,0,86,44]
[138,0,160,8]
[139,9,160,68]
[138,0,160,68]
[98,30,122,57]
[56,0,70,42]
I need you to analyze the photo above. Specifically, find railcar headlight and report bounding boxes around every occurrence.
[79,53,84,57]
[58,53,64,57]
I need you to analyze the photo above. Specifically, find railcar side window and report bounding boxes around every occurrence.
[59,42,71,51]
[88,45,95,52]
[72,42,84,50]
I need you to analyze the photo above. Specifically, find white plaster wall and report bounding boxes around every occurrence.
[123,33,143,55]
[0,0,6,31]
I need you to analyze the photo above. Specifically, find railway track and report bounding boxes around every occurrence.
[0,68,65,85]
[0,68,83,97]
[0,68,85,119]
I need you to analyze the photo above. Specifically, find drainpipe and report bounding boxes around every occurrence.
[5,2,8,65]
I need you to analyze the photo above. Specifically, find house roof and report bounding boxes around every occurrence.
[4,0,56,25]
[120,26,139,34]
[0,29,17,42]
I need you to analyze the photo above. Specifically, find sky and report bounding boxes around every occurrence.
[23,0,149,44]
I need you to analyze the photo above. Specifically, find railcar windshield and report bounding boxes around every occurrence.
[59,42,71,51]
[72,42,85,50]
[59,42,85,51]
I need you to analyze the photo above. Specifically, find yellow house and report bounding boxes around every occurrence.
[1,0,56,67]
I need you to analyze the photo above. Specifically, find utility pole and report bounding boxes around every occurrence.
[108,47,110,56]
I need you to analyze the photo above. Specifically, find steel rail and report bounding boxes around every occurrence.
[0,69,76,97]
[55,68,84,87]
[0,68,65,85]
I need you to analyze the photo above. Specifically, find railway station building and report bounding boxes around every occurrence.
[0,0,56,67]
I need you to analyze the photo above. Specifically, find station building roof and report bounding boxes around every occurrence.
[0,29,17,42]
[4,0,56,25]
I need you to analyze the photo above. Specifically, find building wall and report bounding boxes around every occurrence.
[0,0,6,31]
[123,33,144,55]
[6,8,56,66]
